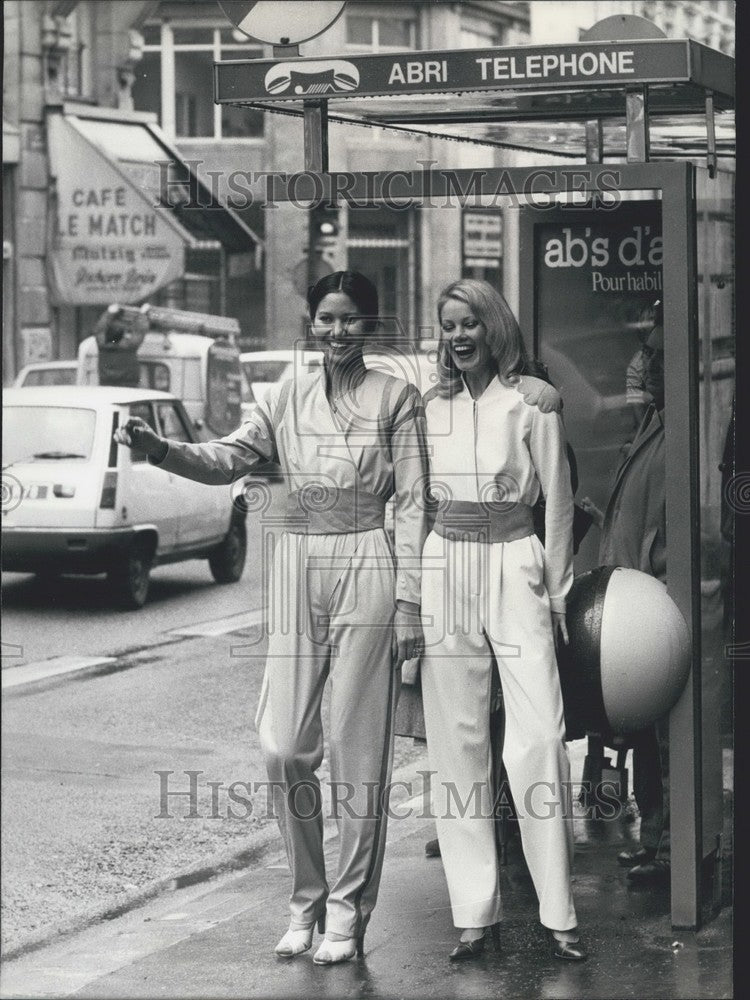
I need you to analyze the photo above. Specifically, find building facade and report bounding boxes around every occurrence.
[530,0,734,51]
[2,0,261,385]
[2,1,735,379]
[128,0,532,350]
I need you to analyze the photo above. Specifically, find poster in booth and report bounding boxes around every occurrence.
[522,200,663,571]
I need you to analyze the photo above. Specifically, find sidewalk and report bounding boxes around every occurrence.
[0,745,733,1000]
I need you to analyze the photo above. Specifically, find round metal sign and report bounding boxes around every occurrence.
[217,1,347,46]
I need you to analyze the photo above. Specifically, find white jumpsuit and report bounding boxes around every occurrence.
[152,362,429,938]
[420,375,578,932]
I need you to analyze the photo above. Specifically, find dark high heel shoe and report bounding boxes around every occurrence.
[449,923,500,961]
[549,931,588,961]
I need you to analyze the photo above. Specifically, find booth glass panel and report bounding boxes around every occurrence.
[695,167,734,913]
[525,197,664,576]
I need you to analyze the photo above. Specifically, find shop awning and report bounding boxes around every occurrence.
[47,107,262,305]
[60,105,262,252]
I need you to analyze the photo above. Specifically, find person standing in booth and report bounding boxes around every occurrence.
[115,271,430,964]
[419,278,587,962]
[581,317,670,886]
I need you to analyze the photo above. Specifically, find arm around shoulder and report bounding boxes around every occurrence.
[516,375,562,414]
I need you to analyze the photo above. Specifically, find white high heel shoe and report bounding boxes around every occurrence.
[274,915,325,957]
[313,926,366,965]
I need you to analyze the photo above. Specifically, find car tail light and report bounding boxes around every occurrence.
[53,483,76,498]
[100,471,117,509]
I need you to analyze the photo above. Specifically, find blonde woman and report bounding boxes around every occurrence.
[420,279,587,962]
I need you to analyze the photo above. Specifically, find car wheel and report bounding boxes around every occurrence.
[108,539,153,610]
[208,519,247,584]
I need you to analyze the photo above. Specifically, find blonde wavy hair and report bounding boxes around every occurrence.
[436,279,531,397]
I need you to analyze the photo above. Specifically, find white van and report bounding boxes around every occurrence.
[77,304,243,439]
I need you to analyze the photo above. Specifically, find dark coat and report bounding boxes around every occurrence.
[600,406,666,583]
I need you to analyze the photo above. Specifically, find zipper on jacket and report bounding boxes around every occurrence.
[473,399,480,499]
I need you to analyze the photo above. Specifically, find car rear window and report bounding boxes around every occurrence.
[22,368,77,387]
[139,361,171,392]
[2,407,97,465]
[242,360,291,384]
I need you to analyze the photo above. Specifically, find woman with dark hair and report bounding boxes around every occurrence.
[115,271,429,965]
[420,279,587,962]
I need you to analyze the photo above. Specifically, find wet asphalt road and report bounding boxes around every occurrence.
[1,480,427,958]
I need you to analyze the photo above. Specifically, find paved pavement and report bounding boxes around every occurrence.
[0,744,733,1000]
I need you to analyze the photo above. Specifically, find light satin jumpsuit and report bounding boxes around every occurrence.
[150,362,429,939]
[420,375,578,932]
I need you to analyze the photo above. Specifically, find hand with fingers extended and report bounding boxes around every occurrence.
[113,417,168,462]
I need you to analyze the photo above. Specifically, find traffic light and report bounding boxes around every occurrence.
[309,204,341,273]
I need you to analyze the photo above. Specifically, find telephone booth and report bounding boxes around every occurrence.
[214,17,734,929]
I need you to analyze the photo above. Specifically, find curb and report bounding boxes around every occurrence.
[1,823,284,964]
[1,750,430,964]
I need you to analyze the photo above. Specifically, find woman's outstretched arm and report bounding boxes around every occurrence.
[115,390,281,485]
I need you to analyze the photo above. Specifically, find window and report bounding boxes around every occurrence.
[242,359,292,384]
[2,408,96,465]
[460,17,505,50]
[139,362,171,392]
[133,23,265,140]
[21,367,77,387]
[347,206,417,340]
[60,4,93,98]
[155,402,192,443]
[345,6,417,52]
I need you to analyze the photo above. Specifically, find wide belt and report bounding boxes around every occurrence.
[284,486,386,535]
[434,500,535,543]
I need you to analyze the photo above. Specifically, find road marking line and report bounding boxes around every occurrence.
[1,656,116,690]
[165,608,265,637]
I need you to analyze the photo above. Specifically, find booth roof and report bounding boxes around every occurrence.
[224,101,735,162]
[214,36,734,162]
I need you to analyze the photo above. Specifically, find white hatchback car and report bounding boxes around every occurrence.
[2,387,246,609]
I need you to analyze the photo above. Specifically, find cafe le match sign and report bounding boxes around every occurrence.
[47,115,187,306]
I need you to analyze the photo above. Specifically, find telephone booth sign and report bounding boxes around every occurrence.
[214,15,734,930]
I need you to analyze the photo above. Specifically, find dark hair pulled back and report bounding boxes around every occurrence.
[307,271,379,333]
